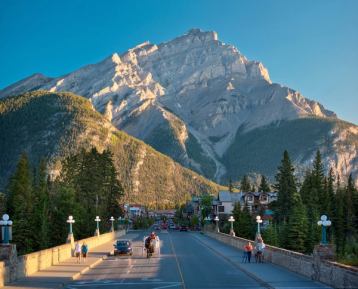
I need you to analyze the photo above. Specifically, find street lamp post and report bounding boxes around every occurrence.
[228,216,235,236]
[118,216,124,231]
[214,216,219,233]
[256,215,263,238]
[0,214,13,245]
[66,215,75,244]
[110,216,115,232]
[317,215,331,245]
[94,216,101,236]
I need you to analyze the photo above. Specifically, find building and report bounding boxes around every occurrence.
[213,191,278,216]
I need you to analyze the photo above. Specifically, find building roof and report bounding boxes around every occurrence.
[218,191,244,202]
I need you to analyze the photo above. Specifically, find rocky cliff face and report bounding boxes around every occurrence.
[1,29,356,185]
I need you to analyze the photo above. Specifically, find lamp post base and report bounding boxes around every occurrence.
[229,229,235,236]
[66,233,74,247]
[94,229,100,237]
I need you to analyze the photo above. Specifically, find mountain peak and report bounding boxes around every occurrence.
[186,28,218,41]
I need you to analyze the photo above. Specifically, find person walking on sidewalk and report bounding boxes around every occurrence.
[244,242,253,263]
[255,237,266,263]
[75,242,81,263]
[81,242,88,263]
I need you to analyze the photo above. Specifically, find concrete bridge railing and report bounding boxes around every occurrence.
[205,231,358,289]
[0,230,125,286]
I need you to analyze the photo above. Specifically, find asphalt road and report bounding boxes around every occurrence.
[65,230,267,289]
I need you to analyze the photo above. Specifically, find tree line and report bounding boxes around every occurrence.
[1,148,124,255]
[228,150,358,265]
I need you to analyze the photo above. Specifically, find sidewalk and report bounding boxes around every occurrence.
[195,233,333,289]
[3,240,116,289]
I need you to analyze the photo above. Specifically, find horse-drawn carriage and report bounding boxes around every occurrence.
[143,233,160,258]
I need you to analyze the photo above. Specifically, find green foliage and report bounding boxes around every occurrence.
[6,154,35,254]
[275,150,297,223]
[0,91,222,209]
[262,222,279,246]
[240,175,251,192]
[59,148,124,238]
[259,175,271,192]
[200,194,213,218]
[132,216,154,229]
[285,193,308,253]
[232,203,255,239]
[222,118,336,180]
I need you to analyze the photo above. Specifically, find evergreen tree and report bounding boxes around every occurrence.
[333,176,346,255]
[33,159,50,250]
[300,170,320,252]
[6,153,35,254]
[228,177,233,192]
[326,168,335,219]
[262,222,279,246]
[236,204,255,239]
[274,150,297,223]
[344,174,356,240]
[48,184,81,245]
[285,192,307,253]
[0,192,6,215]
[240,175,251,192]
[259,175,271,192]
[312,150,326,213]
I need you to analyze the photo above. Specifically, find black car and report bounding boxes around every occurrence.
[114,240,133,256]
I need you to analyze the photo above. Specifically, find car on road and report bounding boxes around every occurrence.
[179,226,188,231]
[153,225,161,231]
[113,240,133,256]
[169,224,176,230]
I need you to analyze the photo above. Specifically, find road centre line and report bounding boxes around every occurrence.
[168,232,186,289]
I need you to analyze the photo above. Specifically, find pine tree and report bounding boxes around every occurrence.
[300,170,320,252]
[240,175,251,192]
[33,159,50,250]
[228,177,233,192]
[274,150,297,223]
[0,192,6,215]
[6,153,35,254]
[238,205,255,239]
[344,174,356,240]
[327,168,335,219]
[312,150,326,213]
[232,202,242,235]
[286,192,308,253]
[333,176,346,255]
[259,175,271,192]
[262,222,279,246]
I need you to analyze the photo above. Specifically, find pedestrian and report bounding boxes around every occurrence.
[244,241,253,263]
[81,242,88,263]
[74,242,81,263]
[255,237,265,263]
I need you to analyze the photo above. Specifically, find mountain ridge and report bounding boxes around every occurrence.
[0,91,223,207]
[0,29,356,185]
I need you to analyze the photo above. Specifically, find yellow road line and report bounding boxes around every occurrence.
[168,232,186,289]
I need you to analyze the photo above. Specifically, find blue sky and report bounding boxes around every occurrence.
[1,0,357,123]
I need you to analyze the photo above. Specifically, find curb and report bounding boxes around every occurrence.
[196,233,275,289]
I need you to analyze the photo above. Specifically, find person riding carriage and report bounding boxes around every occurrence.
[144,232,158,258]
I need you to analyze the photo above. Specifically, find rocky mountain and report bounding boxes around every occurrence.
[0,91,223,207]
[0,29,357,185]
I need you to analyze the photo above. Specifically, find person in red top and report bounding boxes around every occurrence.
[244,242,253,263]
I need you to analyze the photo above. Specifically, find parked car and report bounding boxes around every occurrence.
[114,240,133,256]
[180,226,188,231]
[169,224,176,230]
[153,225,161,231]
